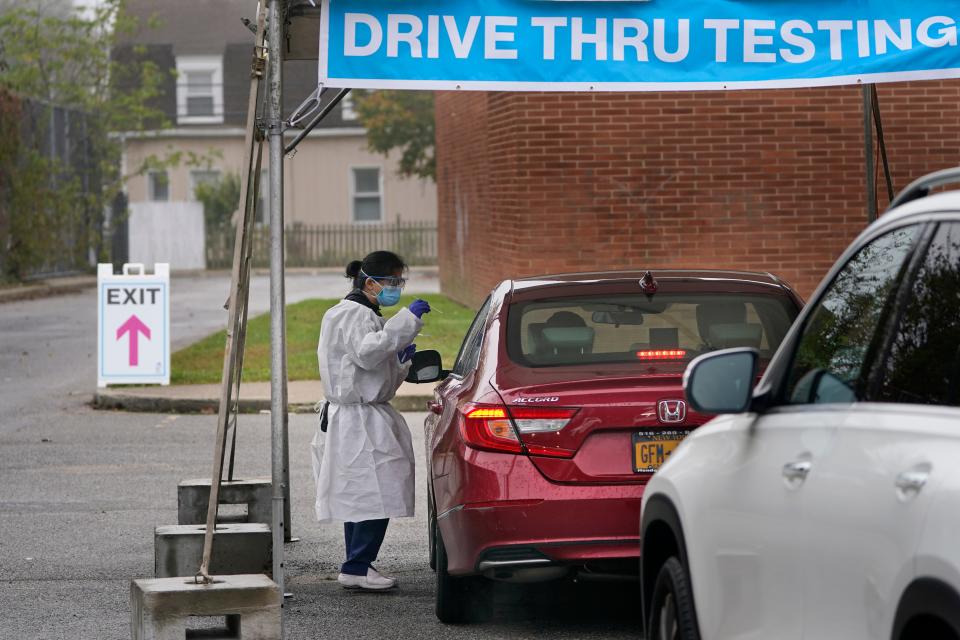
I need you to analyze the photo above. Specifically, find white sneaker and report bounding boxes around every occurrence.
[337,568,397,591]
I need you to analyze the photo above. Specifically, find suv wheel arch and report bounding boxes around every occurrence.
[893,578,960,640]
[642,495,696,631]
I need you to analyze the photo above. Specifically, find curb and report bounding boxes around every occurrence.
[0,279,96,304]
[92,393,432,415]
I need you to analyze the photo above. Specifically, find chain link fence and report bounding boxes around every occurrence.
[0,94,106,281]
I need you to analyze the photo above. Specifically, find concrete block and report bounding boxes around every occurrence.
[178,478,272,527]
[131,574,280,640]
[155,524,271,579]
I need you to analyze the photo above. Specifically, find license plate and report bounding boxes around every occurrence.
[632,430,689,473]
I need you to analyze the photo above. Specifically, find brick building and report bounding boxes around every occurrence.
[435,82,960,306]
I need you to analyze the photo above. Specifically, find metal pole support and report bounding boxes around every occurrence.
[267,0,287,634]
[863,84,878,223]
[197,0,267,583]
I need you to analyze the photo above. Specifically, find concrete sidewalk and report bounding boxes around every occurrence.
[93,379,436,414]
[0,275,97,304]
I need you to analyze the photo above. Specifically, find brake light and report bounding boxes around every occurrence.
[636,349,688,361]
[511,407,578,433]
[459,405,578,458]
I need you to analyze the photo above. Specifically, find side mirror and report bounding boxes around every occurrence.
[684,348,759,414]
[405,349,449,384]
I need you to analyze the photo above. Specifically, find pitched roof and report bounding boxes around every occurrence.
[121,0,254,56]
[117,0,357,130]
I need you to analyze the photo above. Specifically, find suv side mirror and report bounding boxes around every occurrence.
[405,349,450,384]
[684,348,759,414]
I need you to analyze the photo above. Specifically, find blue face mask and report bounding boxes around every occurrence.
[375,284,402,307]
[362,269,405,307]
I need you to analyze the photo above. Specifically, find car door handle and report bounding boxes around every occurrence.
[782,460,813,483]
[427,401,443,415]
[896,470,929,494]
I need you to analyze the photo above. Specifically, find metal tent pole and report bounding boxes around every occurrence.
[284,88,351,155]
[196,0,267,583]
[267,0,287,630]
[863,84,878,222]
[871,88,896,204]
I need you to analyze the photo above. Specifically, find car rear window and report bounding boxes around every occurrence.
[507,293,797,368]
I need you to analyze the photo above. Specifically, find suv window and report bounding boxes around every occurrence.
[786,225,920,405]
[452,296,491,377]
[876,223,960,406]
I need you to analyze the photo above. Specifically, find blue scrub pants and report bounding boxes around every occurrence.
[342,519,390,576]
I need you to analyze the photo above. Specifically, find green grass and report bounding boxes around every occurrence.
[171,294,476,385]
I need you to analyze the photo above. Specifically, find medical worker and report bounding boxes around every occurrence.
[312,250,431,591]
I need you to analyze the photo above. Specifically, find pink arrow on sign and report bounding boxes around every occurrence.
[117,315,151,367]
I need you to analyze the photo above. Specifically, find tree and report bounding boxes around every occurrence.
[354,90,435,181]
[193,172,243,269]
[0,0,169,280]
[195,172,242,233]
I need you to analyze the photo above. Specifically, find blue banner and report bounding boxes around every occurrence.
[319,1,960,91]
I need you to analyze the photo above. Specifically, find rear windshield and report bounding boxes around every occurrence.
[507,293,797,368]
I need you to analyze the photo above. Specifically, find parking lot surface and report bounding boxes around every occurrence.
[0,408,642,639]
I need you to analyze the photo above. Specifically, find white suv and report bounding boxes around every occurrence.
[641,168,960,640]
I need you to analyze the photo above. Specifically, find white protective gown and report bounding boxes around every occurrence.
[311,300,422,523]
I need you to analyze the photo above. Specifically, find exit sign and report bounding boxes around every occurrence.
[97,263,170,387]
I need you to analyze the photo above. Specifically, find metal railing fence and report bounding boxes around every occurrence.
[206,219,437,269]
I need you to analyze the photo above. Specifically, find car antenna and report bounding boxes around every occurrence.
[639,271,659,295]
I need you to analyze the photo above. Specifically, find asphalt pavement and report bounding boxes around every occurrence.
[0,409,642,639]
[0,270,643,639]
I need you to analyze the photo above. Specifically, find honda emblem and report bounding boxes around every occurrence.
[658,400,687,424]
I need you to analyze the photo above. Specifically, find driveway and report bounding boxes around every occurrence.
[0,409,642,639]
[0,267,643,638]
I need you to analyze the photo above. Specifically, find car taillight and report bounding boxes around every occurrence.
[459,404,578,458]
[636,349,688,361]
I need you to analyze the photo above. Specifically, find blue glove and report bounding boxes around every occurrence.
[408,299,431,319]
[398,343,416,364]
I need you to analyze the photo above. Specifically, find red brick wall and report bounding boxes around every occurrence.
[436,82,960,308]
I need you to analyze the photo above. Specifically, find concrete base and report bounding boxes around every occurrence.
[131,574,280,640]
[155,524,271,579]
[178,478,272,527]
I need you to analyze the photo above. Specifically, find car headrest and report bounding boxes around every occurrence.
[545,311,587,328]
[696,301,747,343]
[649,327,680,348]
[541,326,596,354]
[708,323,763,349]
[527,322,548,353]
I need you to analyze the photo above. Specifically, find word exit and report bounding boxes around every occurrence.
[106,288,162,305]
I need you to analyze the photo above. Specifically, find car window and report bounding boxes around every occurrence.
[786,225,921,405]
[452,296,491,377]
[507,293,797,368]
[875,223,960,406]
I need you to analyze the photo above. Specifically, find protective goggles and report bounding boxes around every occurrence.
[360,269,407,289]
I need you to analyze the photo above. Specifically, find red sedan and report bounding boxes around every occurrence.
[424,270,802,622]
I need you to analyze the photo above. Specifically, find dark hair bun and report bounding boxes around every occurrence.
[345,260,363,279]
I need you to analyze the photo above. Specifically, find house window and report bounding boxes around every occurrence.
[341,94,358,121]
[148,171,169,202]
[176,56,224,124]
[352,167,382,223]
[190,170,221,200]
